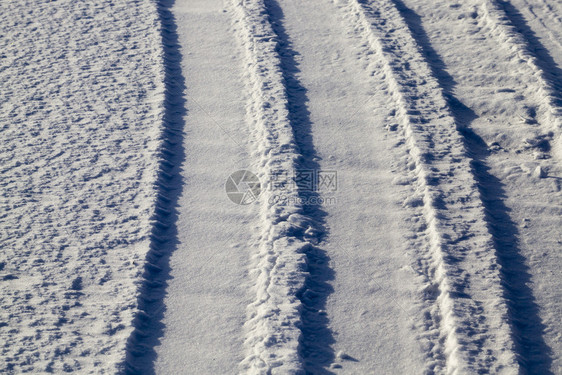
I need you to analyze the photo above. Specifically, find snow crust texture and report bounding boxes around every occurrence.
[0,0,165,373]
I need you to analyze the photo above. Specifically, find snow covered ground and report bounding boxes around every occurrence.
[1,0,561,374]
[0,0,165,372]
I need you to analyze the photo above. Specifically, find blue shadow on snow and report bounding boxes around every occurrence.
[122,0,186,373]
[391,0,553,373]
[264,0,337,373]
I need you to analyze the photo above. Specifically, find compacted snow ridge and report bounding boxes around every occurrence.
[230,1,328,372]
[262,1,335,371]
[478,0,562,159]
[337,0,522,372]
[0,0,164,373]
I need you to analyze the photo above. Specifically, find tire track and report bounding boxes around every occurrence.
[337,0,520,372]
[514,0,562,54]
[478,0,562,159]
[229,1,332,372]
[386,1,555,372]
[123,0,186,373]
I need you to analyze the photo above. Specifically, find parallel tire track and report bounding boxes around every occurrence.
[229,1,324,373]
[338,0,520,372]
[479,0,562,159]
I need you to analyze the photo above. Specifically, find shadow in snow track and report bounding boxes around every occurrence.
[264,0,336,373]
[461,128,554,375]
[390,0,473,123]
[391,0,553,372]
[497,0,562,103]
[122,0,186,373]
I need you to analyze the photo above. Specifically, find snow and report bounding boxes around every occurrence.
[1,0,561,374]
[0,0,165,372]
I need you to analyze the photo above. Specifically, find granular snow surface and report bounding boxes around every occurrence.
[1,0,561,374]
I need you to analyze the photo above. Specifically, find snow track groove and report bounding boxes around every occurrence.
[461,128,555,374]
[230,0,331,373]
[478,0,562,159]
[387,0,555,372]
[338,0,521,372]
[123,0,186,373]
[262,0,336,372]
